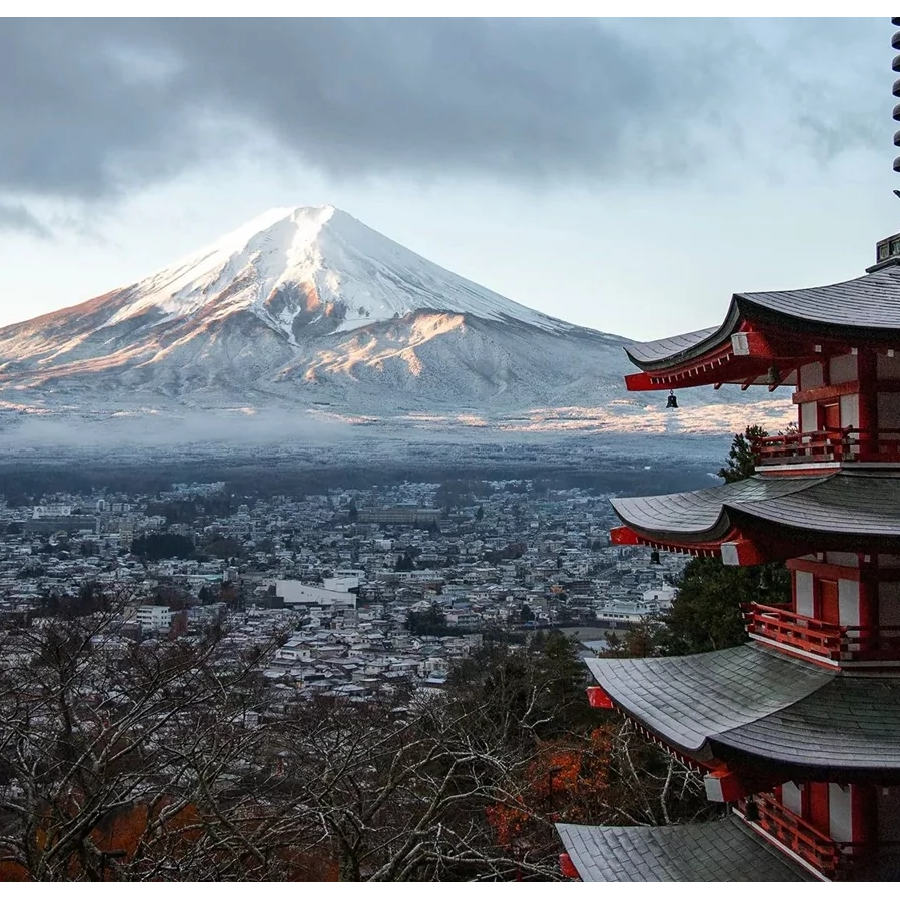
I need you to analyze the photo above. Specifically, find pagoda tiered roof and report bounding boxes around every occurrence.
[610,471,900,558]
[587,644,900,777]
[556,817,814,881]
[623,264,900,390]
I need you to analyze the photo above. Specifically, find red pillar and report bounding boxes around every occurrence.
[858,559,878,631]
[852,784,878,846]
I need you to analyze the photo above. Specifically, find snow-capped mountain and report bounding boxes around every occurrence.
[0,206,790,436]
[104,205,574,337]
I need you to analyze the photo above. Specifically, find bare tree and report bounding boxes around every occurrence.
[274,687,564,881]
[0,599,708,883]
[0,593,317,880]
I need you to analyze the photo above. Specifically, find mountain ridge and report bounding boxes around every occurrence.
[0,205,791,438]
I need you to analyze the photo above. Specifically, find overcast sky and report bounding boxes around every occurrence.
[0,17,895,340]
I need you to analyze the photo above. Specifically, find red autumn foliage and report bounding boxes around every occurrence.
[487,727,614,850]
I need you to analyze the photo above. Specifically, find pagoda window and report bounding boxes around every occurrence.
[799,361,825,391]
[782,781,803,815]
[795,570,815,618]
[876,352,900,379]
[839,393,860,429]
[828,784,853,843]
[830,354,858,384]
[877,582,900,628]
[838,579,861,627]
[800,401,818,433]
[877,787,900,842]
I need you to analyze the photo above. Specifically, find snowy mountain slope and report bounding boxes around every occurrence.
[94,205,574,339]
[0,205,791,433]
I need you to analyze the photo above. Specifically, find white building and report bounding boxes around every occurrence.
[642,585,677,608]
[32,504,73,518]
[323,575,360,593]
[274,580,357,611]
[136,605,173,632]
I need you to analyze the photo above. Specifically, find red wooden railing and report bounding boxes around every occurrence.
[742,603,900,662]
[741,794,843,877]
[743,602,842,658]
[740,795,900,880]
[753,428,900,466]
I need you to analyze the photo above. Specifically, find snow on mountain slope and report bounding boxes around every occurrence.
[0,205,791,435]
[103,205,574,338]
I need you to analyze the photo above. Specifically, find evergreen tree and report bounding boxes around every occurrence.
[718,424,768,483]
[651,423,791,656]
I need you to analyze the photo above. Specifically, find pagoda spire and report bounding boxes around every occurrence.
[892,17,900,194]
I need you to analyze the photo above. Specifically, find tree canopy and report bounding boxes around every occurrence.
[616,424,791,657]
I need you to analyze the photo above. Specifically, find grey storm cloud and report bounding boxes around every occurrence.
[0,17,887,218]
[0,201,50,238]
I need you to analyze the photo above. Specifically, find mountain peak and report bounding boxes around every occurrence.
[98,205,575,338]
[0,206,790,434]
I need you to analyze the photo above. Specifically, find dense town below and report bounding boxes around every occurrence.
[0,478,684,696]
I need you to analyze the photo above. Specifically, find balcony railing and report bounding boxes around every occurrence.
[740,795,847,878]
[740,794,900,880]
[742,603,900,663]
[753,428,900,466]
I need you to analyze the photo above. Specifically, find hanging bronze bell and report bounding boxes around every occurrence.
[666,390,678,409]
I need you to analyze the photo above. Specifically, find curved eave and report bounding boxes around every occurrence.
[736,269,900,343]
[609,476,825,546]
[624,307,741,371]
[586,645,900,775]
[624,266,900,381]
[611,473,900,560]
[585,646,829,758]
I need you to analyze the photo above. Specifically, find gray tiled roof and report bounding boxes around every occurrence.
[611,471,900,542]
[625,326,722,366]
[587,644,900,772]
[719,676,900,769]
[739,266,900,330]
[586,645,829,755]
[624,265,900,371]
[611,475,823,540]
[556,816,815,881]
[737,471,900,536]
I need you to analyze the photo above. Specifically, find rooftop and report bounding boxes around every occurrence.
[611,471,900,553]
[556,816,815,881]
[626,265,900,374]
[587,643,900,776]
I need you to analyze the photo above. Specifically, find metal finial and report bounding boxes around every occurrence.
[893,18,900,193]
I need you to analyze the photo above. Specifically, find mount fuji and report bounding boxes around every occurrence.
[0,206,790,439]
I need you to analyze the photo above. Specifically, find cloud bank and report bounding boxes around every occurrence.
[0,18,886,232]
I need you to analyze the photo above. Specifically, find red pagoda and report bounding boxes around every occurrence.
[556,21,900,883]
